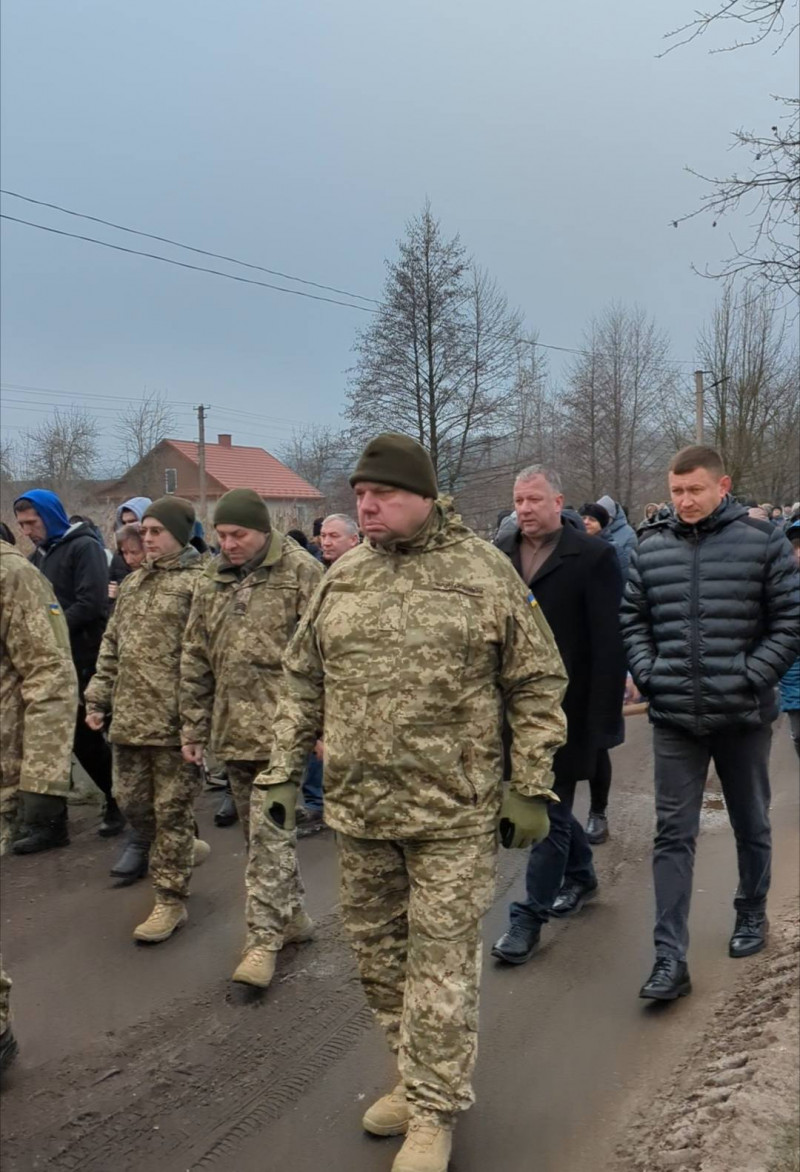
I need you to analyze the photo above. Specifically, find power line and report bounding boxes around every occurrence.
[0,189,381,305]
[0,214,378,314]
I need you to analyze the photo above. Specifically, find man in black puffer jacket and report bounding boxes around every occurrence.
[622,446,799,1002]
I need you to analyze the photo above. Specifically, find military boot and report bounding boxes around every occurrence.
[0,1026,18,1076]
[12,793,69,855]
[133,898,187,943]
[283,908,315,944]
[392,1119,453,1172]
[231,945,278,988]
[362,1083,410,1136]
[110,831,150,883]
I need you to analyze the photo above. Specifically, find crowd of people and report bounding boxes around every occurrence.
[1,433,798,1172]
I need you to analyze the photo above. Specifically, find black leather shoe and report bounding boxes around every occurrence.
[729,912,769,958]
[98,796,126,837]
[551,880,598,918]
[214,788,239,827]
[491,923,541,965]
[639,955,692,1001]
[110,834,150,883]
[585,813,609,844]
[296,808,325,837]
[12,794,69,855]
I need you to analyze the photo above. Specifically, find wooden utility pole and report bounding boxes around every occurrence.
[694,370,704,444]
[196,404,208,528]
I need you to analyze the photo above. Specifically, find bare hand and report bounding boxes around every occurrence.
[314,738,325,762]
[85,711,105,732]
[108,581,118,600]
[182,743,204,766]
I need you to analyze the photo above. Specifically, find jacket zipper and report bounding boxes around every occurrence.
[690,530,703,734]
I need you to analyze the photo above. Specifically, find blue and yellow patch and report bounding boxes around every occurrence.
[527,591,538,609]
[48,602,62,615]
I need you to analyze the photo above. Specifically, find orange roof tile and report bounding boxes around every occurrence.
[166,439,323,500]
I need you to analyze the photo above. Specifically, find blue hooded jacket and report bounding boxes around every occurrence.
[115,496,152,526]
[14,488,70,545]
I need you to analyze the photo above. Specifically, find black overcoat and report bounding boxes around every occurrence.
[496,518,627,781]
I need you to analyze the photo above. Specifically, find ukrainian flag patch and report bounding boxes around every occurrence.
[48,602,62,615]
[527,591,538,609]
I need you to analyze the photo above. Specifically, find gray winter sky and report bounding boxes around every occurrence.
[1,1,796,469]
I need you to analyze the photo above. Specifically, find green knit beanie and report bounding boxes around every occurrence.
[213,488,271,533]
[349,433,438,498]
[143,496,196,547]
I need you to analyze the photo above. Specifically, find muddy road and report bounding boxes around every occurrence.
[1,718,798,1172]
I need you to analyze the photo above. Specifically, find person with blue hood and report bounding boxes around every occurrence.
[110,498,152,587]
[596,494,637,580]
[13,489,125,844]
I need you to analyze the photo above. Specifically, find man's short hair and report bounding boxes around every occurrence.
[669,445,725,478]
[514,464,563,494]
[323,513,359,536]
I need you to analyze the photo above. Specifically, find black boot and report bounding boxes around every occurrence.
[729,911,769,958]
[0,1026,18,1076]
[491,923,541,965]
[639,955,692,1001]
[214,786,239,827]
[98,795,126,837]
[12,793,69,855]
[110,832,150,883]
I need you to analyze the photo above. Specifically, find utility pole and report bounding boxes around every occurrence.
[196,404,208,528]
[694,370,704,444]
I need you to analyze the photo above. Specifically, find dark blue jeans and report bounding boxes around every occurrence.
[652,723,772,962]
[302,754,324,813]
[509,773,597,930]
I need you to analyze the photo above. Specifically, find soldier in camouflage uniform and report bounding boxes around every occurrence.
[258,435,567,1172]
[0,539,79,1069]
[85,498,208,944]
[1,539,78,854]
[180,488,323,987]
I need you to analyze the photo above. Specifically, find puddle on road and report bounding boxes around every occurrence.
[701,789,729,828]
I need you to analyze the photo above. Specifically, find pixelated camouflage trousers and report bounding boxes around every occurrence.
[0,961,11,1036]
[242,765,306,951]
[225,758,264,844]
[113,746,202,902]
[337,830,498,1120]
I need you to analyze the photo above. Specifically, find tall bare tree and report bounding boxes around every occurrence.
[666,1,799,295]
[346,204,524,492]
[23,407,100,497]
[696,282,799,498]
[115,390,176,495]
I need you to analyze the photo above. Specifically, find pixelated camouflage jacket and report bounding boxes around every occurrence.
[261,504,567,839]
[85,545,202,746]
[179,532,324,761]
[0,541,78,794]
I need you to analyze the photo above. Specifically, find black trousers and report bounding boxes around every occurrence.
[652,723,772,961]
[588,748,612,815]
[73,704,114,799]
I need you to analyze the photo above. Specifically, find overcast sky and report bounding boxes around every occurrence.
[1,1,796,468]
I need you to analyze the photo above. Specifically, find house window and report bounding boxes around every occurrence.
[164,468,178,494]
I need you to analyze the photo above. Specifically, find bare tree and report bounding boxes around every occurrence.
[666,1,799,295]
[281,424,350,492]
[346,204,524,493]
[23,407,100,497]
[115,390,177,495]
[696,282,799,498]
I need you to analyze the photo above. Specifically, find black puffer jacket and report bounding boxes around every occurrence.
[31,522,109,688]
[621,496,800,735]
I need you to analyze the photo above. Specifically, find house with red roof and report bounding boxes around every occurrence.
[95,434,324,527]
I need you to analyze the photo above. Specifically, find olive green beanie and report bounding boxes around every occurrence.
[143,496,196,547]
[349,433,438,498]
[213,488,271,533]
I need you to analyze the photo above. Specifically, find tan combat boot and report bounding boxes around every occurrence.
[362,1083,410,1136]
[232,945,277,988]
[283,908,315,944]
[133,899,188,943]
[392,1118,453,1172]
[192,838,211,867]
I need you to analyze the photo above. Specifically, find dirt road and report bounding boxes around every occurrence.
[1,718,797,1172]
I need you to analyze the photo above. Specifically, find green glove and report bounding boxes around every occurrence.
[264,782,297,832]
[498,791,550,849]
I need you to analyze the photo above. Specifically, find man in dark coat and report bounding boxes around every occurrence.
[13,490,124,844]
[492,465,627,965]
[621,446,800,1002]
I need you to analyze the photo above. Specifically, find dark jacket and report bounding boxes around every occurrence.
[496,516,627,780]
[621,496,800,735]
[597,496,637,581]
[31,522,109,687]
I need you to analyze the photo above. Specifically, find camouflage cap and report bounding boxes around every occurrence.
[349,433,437,498]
